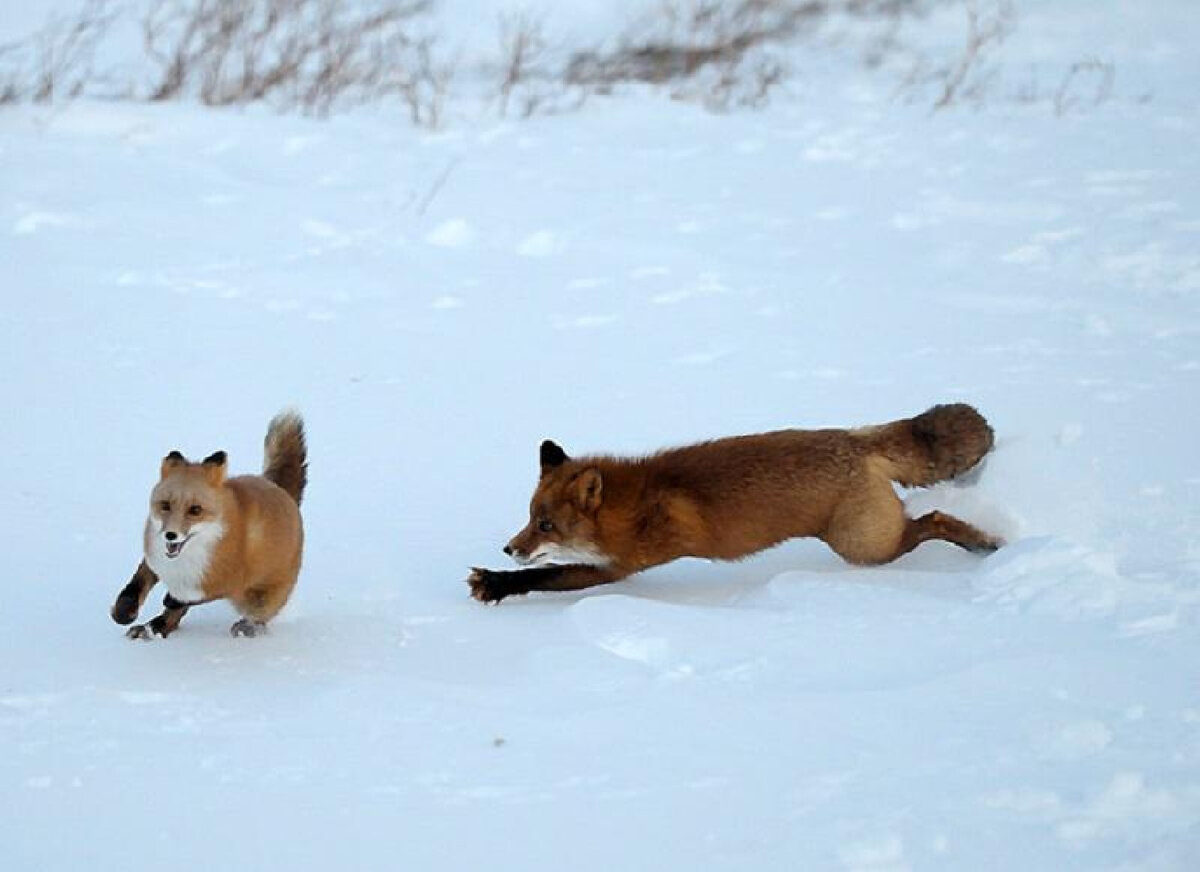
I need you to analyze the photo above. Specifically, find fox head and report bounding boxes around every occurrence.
[503,440,610,567]
[145,450,228,562]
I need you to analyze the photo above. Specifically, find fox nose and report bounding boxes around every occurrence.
[503,545,513,556]
[165,531,178,542]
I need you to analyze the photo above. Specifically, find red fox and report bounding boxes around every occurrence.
[111,411,308,639]
[469,404,1001,603]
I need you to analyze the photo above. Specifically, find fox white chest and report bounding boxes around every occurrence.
[144,520,224,603]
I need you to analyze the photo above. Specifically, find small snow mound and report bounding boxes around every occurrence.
[283,135,320,155]
[1056,423,1084,446]
[425,218,474,247]
[13,212,74,235]
[1055,772,1200,848]
[982,788,1063,815]
[552,313,618,330]
[1119,611,1180,637]
[567,595,768,679]
[971,537,1124,620]
[631,266,671,279]
[516,230,561,257]
[596,631,670,667]
[1002,243,1047,265]
[117,691,173,705]
[837,834,908,872]
[568,596,681,671]
[1038,719,1113,761]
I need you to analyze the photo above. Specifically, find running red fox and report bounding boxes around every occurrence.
[469,404,1001,603]
[111,411,307,639]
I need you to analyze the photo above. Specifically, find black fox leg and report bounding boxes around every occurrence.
[468,564,627,604]
[126,594,190,640]
[111,561,158,626]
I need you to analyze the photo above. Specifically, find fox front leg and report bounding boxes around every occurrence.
[111,561,158,626]
[126,594,190,641]
[468,564,627,604]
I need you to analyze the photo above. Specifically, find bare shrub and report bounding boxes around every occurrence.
[141,0,451,123]
[895,0,1014,110]
[558,1,950,113]
[0,42,23,106]
[934,0,1014,108]
[491,10,588,119]
[384,34,454,127]
[0,0,116,105]
[495,11,546,117]
[562,0,818,110]
[1054,57,1114,117]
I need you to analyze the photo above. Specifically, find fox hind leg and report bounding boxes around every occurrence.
[896,510,1002,558]
[820,470,1001,565]
[821,475,910,566]
[230,617,267,638]
[229,571,297,637]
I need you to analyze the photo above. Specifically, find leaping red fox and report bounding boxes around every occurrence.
[111,411,307,639]
[469,404,1001,604]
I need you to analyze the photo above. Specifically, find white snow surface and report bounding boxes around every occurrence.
[3,2,1200,870]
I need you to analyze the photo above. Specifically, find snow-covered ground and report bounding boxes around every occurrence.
[2,2,1199,869]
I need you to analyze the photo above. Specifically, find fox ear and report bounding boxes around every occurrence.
[572,467,603,513]
[201,451,227,485]
[540,440,569,474]
[160,450,186,480]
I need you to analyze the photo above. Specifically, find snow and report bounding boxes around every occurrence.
[2,1,1200,870]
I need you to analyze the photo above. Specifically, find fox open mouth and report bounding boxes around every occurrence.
[165,535,192,559]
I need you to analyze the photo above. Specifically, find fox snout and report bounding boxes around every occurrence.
[504,530,538,564]
[503,541,529,562]
[162,528,192,559]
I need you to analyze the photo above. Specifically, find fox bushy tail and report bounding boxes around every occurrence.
[263,410,308,505]
[862,403,994,487]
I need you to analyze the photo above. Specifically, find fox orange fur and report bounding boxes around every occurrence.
[111,411,308,639]
[469,404,1001,603]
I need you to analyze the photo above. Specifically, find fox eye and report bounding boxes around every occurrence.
[158,500,171,512]
[187,504,202,517]
[537,518,554,533]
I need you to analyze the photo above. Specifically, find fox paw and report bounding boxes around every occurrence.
[125,623,161,641]
[968,537,1003,555]
[468,568,518,604]
[230,618,267,638]
[111,597,140,626]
